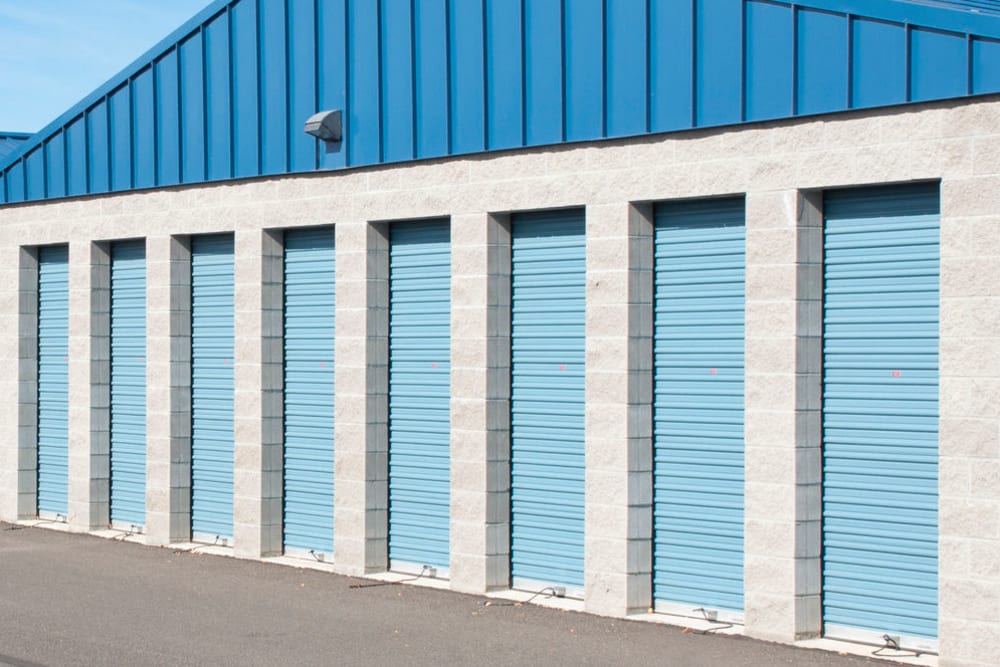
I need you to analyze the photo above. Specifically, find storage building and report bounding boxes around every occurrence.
[1,1,999,664]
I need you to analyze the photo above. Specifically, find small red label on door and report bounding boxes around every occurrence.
[710,368,717,375]
[560,364,566,371]
[892,370,901,377]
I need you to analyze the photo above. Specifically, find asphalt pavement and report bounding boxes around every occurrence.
[0,523,891,667]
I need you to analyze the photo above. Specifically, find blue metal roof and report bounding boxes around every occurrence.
[2,0,1000,205]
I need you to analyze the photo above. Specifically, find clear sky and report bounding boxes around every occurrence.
[0,0,216,133]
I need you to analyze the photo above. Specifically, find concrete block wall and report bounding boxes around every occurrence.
[145,236,192,545]
[333,222,389,575]
[584,202,654,617]
[0,247,38,520]
[232,229,284,558]
[938,175,1000,667]
[1,96,999,664]
[743,190,823,642]
[449,212,512,593]
[66,241,111,531]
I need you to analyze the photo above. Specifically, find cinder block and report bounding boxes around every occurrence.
[745,369,797,411]
[940,499,1000,540]
[744,592,797,643]
[942,176,1000,218]
[941,578,1000,620]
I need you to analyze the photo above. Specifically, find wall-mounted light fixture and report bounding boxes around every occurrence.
[304,110,343,142]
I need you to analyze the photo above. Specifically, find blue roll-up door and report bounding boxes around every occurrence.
[191,234,235,541]
[37,245,69,518]
[388,220,451,571]
[652,198,746,618]
[283,228,336,556]
[510,209,586,593]
[823,183,939,649]
[110,240,147,528]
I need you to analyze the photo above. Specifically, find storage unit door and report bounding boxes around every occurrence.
[109,240,147,527]
[37,245,69,518]
[388,220,451,571]
[652,198,745,618]
[822,184,939,648]
[190,234,235,540]
[510,210,586,592]
[283,228,336,556]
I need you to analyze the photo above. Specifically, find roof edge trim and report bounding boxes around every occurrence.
[796,0,1000,36]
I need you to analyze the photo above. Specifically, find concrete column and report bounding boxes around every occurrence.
[743,190,822,642]
[0,246,21,521]
[937,176,1000,667]
[449,212,512,593]
[3,247,38,521]
[67,241,111,531]
[333,221,389,574]
[583,202,654,617]
[233,229,284,558]
[145,236,192,545]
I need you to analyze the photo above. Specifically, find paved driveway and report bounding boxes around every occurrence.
[0,524,889,667]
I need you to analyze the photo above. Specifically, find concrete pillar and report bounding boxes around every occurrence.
[67,241,111,531]
[583,202,654,617]
[0,247,22,521]
[145,236,192,545]
[937,176,1000,667]
[449,212,512,593]
[742,190,822,642]
[4,247,39,521]
[333,221,389,574]
[233,229,284,558]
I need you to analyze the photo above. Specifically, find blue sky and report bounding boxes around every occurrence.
[0,0,215,132]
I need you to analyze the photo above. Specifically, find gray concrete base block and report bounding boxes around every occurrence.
[16,492,36,520]
[794,595,822,640]
[364,537,388,573]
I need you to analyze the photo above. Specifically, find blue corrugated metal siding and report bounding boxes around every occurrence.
[110,240,147,527]
[283,228,336,556]
[652,199,746,616]
[3,0,1000,204]
[388,220,451,570]
[37,245,70,518]
[191,234,235,540]
[822,184,939,644]
[510,210,586,591]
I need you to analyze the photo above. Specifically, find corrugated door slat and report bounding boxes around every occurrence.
[510,210,586,591]
[388,220,451,570]
[110,240,147,527]
[37,245,69,517]
[652,198,746,616]
[191,234,235,540]
[283,228,336,555]
[823,183,939,646]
